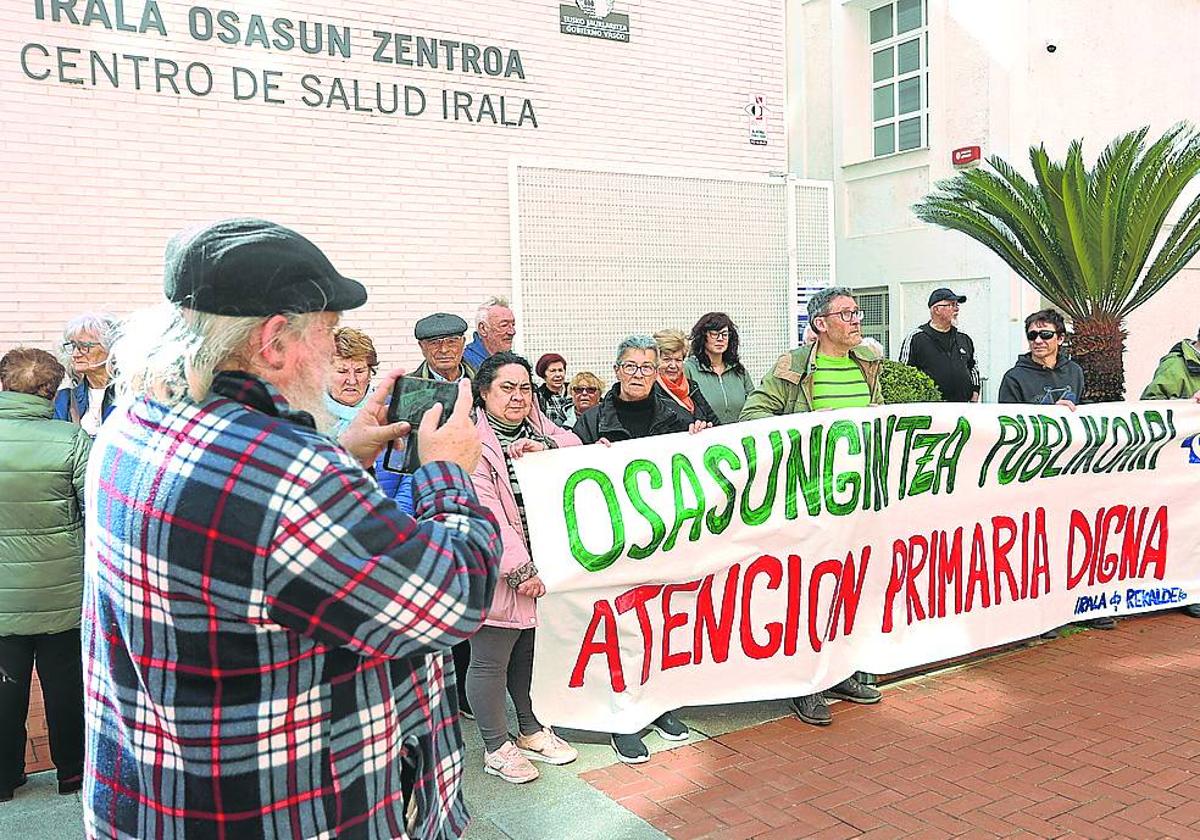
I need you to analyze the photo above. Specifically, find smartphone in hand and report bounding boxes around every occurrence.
[382,376,462,472]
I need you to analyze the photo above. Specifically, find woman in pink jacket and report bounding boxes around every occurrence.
[468,352,581,784]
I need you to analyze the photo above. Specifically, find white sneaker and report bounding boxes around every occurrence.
[516,728,578,765]
[484,741,540,784]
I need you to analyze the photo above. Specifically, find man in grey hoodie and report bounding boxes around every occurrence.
[998,308,1116,632]
[997,308,1085,407]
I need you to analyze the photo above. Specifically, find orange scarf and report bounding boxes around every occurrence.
[659,373,694,413]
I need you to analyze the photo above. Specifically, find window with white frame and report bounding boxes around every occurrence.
[856,286,891,357]
[869,0,928,157]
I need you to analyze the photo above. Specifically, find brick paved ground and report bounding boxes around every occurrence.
[24,671,54,774]
[583,614,1200,839]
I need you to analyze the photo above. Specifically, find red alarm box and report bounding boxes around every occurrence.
[952,146,982,167]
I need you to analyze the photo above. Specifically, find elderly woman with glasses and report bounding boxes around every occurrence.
[574,337,710,447]
[54,313,121,436]
[573,336,711,764]
[684,312,756,425]
[467,352,581,784]
[324,327,379,437]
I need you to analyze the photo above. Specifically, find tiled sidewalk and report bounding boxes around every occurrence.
[583,614,1200,839]
[7,614,1198,838]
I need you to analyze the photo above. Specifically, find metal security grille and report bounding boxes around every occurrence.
[857,286,891,356]
[512,164,833,384]
[792,181,836,341]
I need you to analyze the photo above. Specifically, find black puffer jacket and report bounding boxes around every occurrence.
[573,384,694,443]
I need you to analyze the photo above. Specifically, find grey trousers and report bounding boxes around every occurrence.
[465,625,542,752]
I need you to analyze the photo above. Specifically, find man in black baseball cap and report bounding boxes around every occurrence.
[82,218,499,840]
[412,312,475,382]
[898,287,981,402]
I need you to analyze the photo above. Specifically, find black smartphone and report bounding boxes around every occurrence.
[386,376,460,427]
[381,376,462,473]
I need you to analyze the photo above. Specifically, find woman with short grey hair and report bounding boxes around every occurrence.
[573,335,712,764]
[54,312,121,435]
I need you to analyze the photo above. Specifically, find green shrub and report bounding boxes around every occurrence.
[880,360,943,404]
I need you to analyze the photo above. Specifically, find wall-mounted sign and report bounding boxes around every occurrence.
[746,94,767,146]
[560,1,630,43]
[19,5,541,129]
[953,145,982,167]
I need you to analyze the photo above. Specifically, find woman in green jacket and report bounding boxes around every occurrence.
[0,348,92,801]
[683,312,756,425]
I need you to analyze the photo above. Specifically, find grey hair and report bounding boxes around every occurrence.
[58,312,121,384]
[110,304,318,405]
[62,312,121,348]
[475,296,511,326]
[614,335,658,364]
[807,286,856,330]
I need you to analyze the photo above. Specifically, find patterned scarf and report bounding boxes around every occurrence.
[485,413,554,545]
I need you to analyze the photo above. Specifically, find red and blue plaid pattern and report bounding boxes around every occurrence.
[82,372,501,839]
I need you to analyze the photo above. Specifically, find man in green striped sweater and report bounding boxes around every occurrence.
[740,286,884,726]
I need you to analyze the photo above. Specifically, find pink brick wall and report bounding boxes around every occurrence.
[1,1,787,370]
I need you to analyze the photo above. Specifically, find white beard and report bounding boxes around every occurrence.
[282,363,337,436]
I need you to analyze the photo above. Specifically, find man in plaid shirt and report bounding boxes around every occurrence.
[82,219,502,839]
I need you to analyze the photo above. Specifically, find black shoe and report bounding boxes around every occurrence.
[611,733,650,764]
[1,774,29,803]
[458,695,475,721]
[824,675,882,705]
[58,776,82,795]
[1184,604,1200,618]
[1087,617,1117,630]
[650,711,689,741]
[790,693,832,726]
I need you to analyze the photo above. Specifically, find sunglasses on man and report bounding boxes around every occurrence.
[1026,329,1059,341]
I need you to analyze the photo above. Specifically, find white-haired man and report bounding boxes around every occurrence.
[82,219,501,839]
[463,296,516,369]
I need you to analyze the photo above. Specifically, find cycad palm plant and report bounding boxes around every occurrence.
[913,123,1200,402]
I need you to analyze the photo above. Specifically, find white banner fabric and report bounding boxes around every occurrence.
[513,402,1200,733]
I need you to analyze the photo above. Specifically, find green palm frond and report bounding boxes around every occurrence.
[913,122,1200,325]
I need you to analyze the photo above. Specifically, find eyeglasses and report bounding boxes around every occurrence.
[706,329,731,339]
[933,302,961,310]
[820,308,864,323]
[62,341,101,353]
[420,336,464,349]
[571,386,599,394]
[1027,329,1059,341]
[617,362,657,376]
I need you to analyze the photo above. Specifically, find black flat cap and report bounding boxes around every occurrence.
[163,218,367,316]
[414,313,468,341]
[928,287,967,307]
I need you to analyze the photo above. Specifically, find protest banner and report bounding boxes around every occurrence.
[513,402,1200,733]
